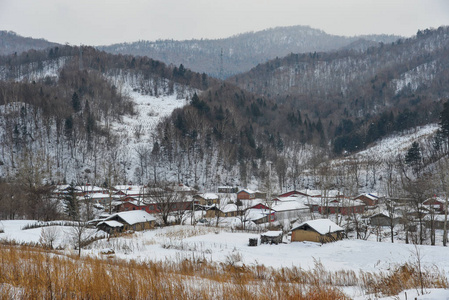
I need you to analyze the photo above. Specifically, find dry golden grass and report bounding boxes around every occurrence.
[0,244,446,299]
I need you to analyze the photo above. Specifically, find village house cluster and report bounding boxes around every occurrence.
[53,184,448,244]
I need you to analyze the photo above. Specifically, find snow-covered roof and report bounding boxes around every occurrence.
[221,204,237,213]
[86,193,111,199]
[169,184,196,192]
[368,193,381,198]
[275,195,306,202]
[325,190,344,198]
[77,185,105,192]
[261,231,283,237]
[98,220,124,228]
[238,189,256,194]
[105,210,156,225]
[246,209,271,221]
[272,201,308,212]
[99,212,111,219]
[370,211,400,219]
[292,219,343,235]
[114,185,148,195]
[244,199,265,207]
[356,194,377,200]
[197,193,219,200]
[54,184,70,192]
[297,190,322,197]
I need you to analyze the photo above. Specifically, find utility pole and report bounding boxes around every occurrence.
[266,161,273,227]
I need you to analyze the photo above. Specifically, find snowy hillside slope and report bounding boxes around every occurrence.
[296,124,440,196]
[356,123,439,160]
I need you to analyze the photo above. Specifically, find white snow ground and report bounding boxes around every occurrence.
[2,220,449,299]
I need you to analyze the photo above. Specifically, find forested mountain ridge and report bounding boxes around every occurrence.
[0,45,218,188]
[98,25,400,79]
[0,31,59,56]
[230,26,449,153]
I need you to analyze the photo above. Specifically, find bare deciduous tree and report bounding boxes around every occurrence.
[68,221,93,256]
[39,226,60,249]
[148,184,182,226]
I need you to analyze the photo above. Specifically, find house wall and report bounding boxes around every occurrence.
[252,203,269,210]
[275,210,307,221]
[237,192,254,200]
[123,221,154,231]
[318,205,365,215]
[255,192,266,199]
[196,197,218,205]
[291,229,340,243]
[370,215,399,226]
[119,202,159,214]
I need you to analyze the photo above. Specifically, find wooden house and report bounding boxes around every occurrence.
[237,189,256,200]
[205,204,238,218]
[369,212,400,226]
[271,201,309,221]
[318,199,365,216]
[194,193,219,205]
[100,210,156,232]
[355,193,379,206]
[119,201,160,214]
[291,219,344,243]
[422,197,446,213]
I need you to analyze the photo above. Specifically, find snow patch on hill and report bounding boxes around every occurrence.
[356,124,438,160]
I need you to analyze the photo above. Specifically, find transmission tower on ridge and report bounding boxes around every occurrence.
[79,45,83,71]
[219,48,224,79]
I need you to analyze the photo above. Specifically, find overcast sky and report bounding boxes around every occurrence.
[1,0,448,46]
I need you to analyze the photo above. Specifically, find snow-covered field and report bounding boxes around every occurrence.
[2,220,449,299]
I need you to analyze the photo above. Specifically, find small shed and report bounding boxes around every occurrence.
[97,220,124,234]
[260,231,283,244]
[291,219,344,243]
